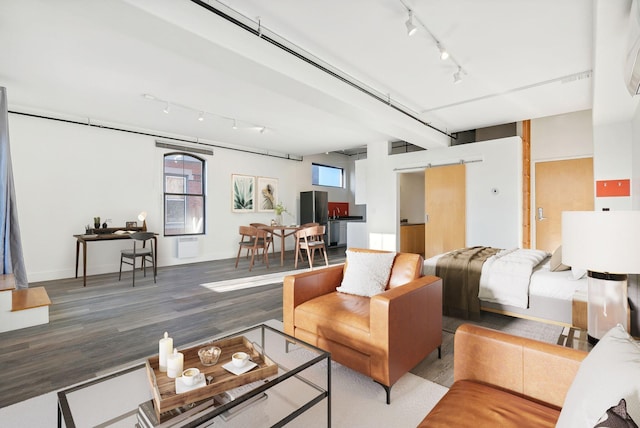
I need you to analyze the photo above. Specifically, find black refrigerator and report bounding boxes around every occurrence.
[299,191,328,241]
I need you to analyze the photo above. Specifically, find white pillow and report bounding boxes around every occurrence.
[571,267,587,280]
[336,250,396,297]
[556,324,640,427]
[550,245,570,272]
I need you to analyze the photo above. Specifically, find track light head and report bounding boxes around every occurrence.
[232,119,238,130]
[405,11,417,36]
[453,67,463,84]
[163,102,170,114]
[198,111,204,121]
[437,43,449,60]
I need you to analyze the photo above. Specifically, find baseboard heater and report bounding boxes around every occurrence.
[177,237,199,259]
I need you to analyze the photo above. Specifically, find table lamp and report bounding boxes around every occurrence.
[138,211,147,231]
[562,210,640,344]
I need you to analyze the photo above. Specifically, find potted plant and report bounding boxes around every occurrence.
[274,202,288,225]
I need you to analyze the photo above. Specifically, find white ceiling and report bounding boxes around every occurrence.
[0,0,636,157]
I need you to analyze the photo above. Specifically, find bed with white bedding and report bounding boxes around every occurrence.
[424,247,587,326]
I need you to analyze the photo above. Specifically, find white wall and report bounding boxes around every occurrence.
[593,121,634,210]
[364,136,523,252]
[9,114,355,282]
[399,172,424,224]
[531,109,593,161]
[633,106,640,210]
[10,108,612,282]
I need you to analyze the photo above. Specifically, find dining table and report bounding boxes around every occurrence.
[260,225,301,266]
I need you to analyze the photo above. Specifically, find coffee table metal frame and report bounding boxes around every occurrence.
[57,323,331,427]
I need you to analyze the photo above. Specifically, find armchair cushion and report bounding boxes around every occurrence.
[336,250,396,297]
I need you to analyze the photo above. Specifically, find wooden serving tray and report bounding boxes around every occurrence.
[145,335,277,421]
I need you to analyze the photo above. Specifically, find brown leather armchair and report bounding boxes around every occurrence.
[283,248,443,403]
[419,324,587,426]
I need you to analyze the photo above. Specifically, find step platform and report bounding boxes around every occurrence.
[0,274,51,333]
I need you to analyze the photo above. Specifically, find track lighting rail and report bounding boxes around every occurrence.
[190,0,453,139]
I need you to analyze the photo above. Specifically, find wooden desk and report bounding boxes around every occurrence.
[260,225,300,266]
[74,231,158,287]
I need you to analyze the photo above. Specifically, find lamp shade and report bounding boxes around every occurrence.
[562,211,640,274]
[138,211,147,222]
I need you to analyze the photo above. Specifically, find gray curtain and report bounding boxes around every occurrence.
[0,87,28,288]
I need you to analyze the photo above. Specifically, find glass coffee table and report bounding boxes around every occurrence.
[57,323,331,427]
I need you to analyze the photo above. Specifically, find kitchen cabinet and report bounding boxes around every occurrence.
[338,221,347,246]
[328,220,345,247]
[400,223,425,255]
[329,218,363,247]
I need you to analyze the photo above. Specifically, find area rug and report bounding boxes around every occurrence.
[200,266,338,292]
[0,320,447,427]
[443,312,564,344]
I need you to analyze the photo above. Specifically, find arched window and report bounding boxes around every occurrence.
[164,153,205,236]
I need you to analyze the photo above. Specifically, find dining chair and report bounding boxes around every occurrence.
[249,223,275,256]
[235,226,270,271]
[300,222,319,228]
[295,222,319,260]
[118,232,156,287]
[294,225,328,269]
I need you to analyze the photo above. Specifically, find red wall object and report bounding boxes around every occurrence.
[328,202,349,217]
[596,179,630,197]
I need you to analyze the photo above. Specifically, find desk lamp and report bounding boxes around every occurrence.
[138,211,147,231]
[562,210,640,344]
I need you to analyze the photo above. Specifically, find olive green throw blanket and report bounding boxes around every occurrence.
[435,246,500,320]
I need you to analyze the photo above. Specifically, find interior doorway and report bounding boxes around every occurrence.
[534,157,594,252]
[399,171,426,255]
[424,164,466,258]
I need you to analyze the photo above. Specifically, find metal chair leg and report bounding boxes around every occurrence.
[373,381,392,404]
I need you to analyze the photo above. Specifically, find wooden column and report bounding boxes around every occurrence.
[522,120,531,249]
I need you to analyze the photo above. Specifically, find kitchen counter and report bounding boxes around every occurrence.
[327,217,364,247]
[328,216,364,222]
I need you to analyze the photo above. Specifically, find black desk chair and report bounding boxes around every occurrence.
[118,232,156,287]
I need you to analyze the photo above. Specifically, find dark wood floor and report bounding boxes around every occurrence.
[0,248,347,408]
[0,246,567,410]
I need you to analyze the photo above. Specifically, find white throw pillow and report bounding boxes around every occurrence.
[550,245,570,272]
[571,267,587,280]
[556,324,640,427]
[336,250,396,297]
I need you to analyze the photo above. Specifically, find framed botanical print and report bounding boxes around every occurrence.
[257,177,278,212]
[231,174,255,212]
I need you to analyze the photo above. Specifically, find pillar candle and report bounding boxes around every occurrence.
[166,348,184,379]
[158,332,173,372]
